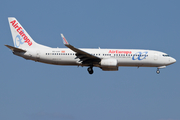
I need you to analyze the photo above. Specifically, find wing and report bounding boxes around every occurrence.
[61,34,101,65]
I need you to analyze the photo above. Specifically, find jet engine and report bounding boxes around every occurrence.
[100,58,118,71]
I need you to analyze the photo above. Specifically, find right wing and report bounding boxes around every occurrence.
[61,34,101,65]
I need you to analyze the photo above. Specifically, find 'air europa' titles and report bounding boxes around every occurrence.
[10,20,32,46]
[108,50,132,54]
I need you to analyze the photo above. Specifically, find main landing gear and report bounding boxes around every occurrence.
[87,66,94,74]
[156,68,160,74]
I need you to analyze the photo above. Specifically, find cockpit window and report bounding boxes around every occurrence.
[162,54,170,57]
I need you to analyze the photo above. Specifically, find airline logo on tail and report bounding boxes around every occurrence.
[10,20,32,47]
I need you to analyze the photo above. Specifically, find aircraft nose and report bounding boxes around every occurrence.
[170,57,176,64]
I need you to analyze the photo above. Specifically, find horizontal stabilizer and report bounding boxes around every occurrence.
[5,45,26,52]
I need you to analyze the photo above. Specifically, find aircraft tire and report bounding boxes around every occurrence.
[88,67,93,74]
[156,70,160,74]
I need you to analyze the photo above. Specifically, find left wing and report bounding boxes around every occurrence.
[61,34,101,65]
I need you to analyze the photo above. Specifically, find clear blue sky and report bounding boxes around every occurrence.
[1,0,180,120]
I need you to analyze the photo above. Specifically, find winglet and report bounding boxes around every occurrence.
[61,33,69,45]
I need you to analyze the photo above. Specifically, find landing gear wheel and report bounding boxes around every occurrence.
[156,69,160,74]
[87,67,94,74]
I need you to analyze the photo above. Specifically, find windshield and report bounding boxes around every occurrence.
[162,54,170,57]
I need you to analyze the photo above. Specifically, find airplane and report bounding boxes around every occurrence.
[5,17,176,74]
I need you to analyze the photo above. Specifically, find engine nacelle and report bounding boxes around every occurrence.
[101,58,117,66]
[100,58,118,71]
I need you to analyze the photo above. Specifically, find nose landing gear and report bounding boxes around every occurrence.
[156,68,160,74]
[87,66,94,74]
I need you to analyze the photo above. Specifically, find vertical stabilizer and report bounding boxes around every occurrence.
[8,17,41,49]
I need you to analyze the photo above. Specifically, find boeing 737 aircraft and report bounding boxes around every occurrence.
[5,17,176,74]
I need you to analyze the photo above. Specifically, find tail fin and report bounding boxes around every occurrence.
[8,17,39,48]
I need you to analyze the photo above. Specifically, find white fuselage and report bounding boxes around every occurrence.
[14,48,176,68]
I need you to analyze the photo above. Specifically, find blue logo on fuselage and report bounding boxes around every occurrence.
[132,52,148,60]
